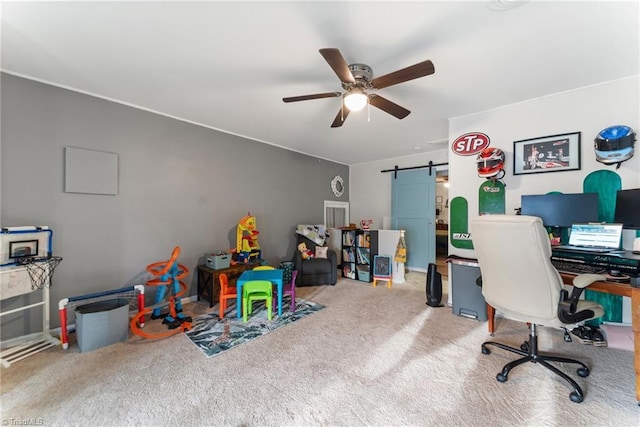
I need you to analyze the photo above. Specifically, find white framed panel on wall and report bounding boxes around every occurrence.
[64,146,118,195]
[324,200,349,228]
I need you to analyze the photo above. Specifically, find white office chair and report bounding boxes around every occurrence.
[470,215,605,403]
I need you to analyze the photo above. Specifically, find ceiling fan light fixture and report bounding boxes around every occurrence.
[344,90,368,112]
[285,49,434,127]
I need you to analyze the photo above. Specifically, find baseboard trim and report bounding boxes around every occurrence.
[182,295,198,305]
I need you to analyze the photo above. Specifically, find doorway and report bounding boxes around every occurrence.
[324,201,349,265]
[435,170,449,278]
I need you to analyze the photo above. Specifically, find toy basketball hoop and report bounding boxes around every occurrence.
[1,226,61,367]
[16,255,63,290]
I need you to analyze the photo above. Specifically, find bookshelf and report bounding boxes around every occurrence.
[342,229,378,282]
[341,229,356,279]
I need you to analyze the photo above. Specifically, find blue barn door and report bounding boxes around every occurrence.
[391,169,436,270]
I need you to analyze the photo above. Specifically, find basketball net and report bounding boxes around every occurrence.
[16,256,63,290]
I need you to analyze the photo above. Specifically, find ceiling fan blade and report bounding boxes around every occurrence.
[371,60,435,89]
[331,106,350,128]
[368,94,411,119]
[319,48,355,84]
[283,92,341,103]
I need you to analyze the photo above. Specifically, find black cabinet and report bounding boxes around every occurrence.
[341,229,378,282]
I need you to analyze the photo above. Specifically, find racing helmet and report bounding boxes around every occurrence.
[476,147,505,179]
[594,125,635,165]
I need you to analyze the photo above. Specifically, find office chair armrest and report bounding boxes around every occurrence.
[557,274,606,323]
[571,273,607,289]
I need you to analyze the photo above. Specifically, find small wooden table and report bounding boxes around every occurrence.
[486,275,640,403]
[197,263,256,308]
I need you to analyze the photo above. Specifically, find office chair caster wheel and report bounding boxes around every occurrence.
[496,373,508,382]
[520,342,529,352]
[569,391,584,403]
[577,367,590,377]
[481,345,490,355]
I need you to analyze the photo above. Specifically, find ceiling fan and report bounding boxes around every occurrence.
[283,48,435,128]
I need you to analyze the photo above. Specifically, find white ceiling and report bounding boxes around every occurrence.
[2,1,638,165]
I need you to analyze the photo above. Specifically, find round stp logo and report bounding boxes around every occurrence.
[451,132,490,156]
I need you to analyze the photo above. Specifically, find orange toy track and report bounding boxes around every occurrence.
[131,247,192,340]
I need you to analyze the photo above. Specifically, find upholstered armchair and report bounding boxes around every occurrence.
[293,228,337,286]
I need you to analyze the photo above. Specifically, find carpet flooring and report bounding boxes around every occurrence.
[1,272,637,426]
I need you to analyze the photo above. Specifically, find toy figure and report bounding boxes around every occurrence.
[236,213,261,261]
[297,242,314,260]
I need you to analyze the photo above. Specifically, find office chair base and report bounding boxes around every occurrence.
[481,325,590,403]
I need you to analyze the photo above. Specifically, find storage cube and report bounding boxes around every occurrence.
[356,265,370,282]
[206,253,230,270]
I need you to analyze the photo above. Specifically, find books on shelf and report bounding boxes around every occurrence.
[342,231,355,246]
[356,233,370,248]
[342,263,356,279]
[356,247,370,264]
[342,248,355,262]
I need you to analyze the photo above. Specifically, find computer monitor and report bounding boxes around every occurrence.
[520,192,599,228]
[614,188,640,229]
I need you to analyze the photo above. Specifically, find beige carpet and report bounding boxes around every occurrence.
[1,272,637,426]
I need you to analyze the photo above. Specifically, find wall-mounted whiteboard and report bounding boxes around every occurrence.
[65,146,118,195]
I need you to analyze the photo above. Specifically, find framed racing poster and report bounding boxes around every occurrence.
[513,132,581,175]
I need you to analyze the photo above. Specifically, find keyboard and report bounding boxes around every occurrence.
[553,245,613,253]
[551,259,607,275]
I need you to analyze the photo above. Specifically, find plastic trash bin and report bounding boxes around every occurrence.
[447,256,487,321]
[75,298,129,352]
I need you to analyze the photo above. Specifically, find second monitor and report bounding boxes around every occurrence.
[520,192,599,228]
[614,188,640,229]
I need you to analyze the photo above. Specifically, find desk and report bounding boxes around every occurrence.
[486,275,640,402]
[236,269,284,319]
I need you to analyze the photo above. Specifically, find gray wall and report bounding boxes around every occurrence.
[1,73,348,337]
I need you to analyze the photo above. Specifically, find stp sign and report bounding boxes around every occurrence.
[451,132,490,156]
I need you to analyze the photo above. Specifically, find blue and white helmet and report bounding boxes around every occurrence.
[594,125,635,165]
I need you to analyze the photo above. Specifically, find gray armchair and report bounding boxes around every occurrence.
[293,234,337,286]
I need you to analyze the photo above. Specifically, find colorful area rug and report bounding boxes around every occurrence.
[185,298,325,358]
